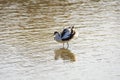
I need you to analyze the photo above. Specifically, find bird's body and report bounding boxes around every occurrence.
[54,26,78,48]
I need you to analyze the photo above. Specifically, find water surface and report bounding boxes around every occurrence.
[0,0,120,80]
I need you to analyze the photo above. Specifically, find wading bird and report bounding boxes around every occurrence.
[54,26,78,48]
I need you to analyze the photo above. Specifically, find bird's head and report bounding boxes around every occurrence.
[54,31,58,35]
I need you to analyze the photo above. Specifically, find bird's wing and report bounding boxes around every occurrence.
[61,29,66,38]
[61,28,71,37]
[61,31,71,39]
[62,30,75,41]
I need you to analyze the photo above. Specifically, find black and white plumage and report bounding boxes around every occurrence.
[54,26,78,48]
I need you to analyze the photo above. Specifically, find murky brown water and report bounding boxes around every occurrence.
[0,0,120,80]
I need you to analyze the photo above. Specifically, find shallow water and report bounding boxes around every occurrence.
[0,0,120,80]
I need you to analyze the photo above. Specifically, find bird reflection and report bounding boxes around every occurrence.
[54,48,76,62]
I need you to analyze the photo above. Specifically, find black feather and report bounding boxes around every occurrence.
[62,29,75,41]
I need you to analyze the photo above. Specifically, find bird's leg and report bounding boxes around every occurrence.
[67,42,69,49]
